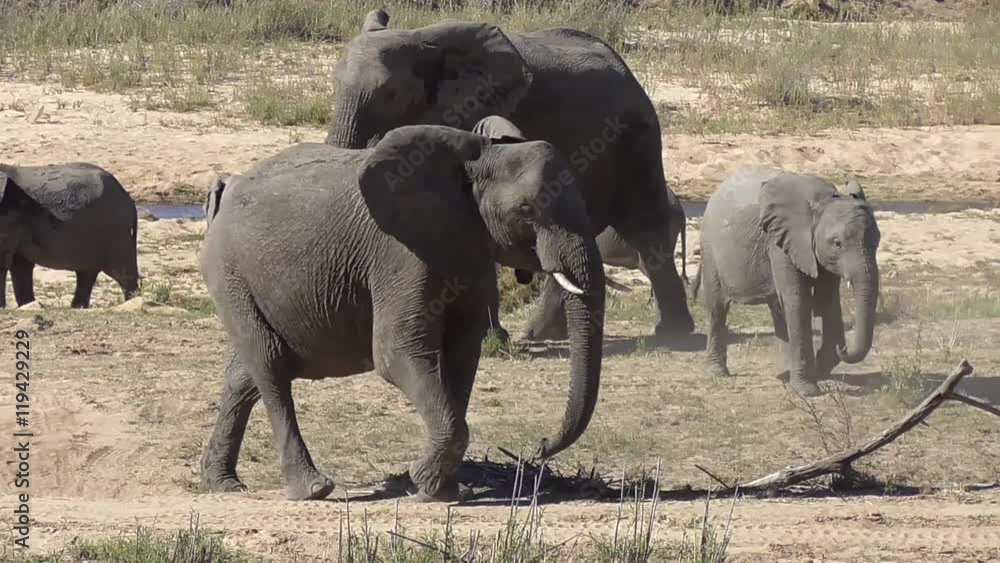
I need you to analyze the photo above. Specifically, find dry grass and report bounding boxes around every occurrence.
[0,1,997,133]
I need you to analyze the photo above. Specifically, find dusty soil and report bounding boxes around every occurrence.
[1,62,1000,561]
[2,81,999,204]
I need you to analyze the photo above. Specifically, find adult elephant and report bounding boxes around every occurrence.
[325,10,694,344]
[0,163,140,308]
[693,167,880,397]
[199,123,605,502]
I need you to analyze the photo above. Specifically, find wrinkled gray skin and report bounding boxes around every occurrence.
[199,124,605,502]
[694,167,880,397]
[327,10,693,344]
[0,163,139,308]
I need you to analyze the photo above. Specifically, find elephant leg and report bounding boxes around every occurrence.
[814,274,845,379]
[0,265,8,309]
[227,297,332,500]
[518,275,568,341]
[702,256,731,377]
[768,299,790,379]
[769,248,822,397]
[484,266,510,344]
[616,196,695,346]
[201,349,260,493]
[70,270,99,309]
[10,256,36,307]
[382,349,469,502]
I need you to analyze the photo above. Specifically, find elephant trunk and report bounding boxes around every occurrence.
[838,251,879,363]
[535,230,605,459]
[326,87,375,149]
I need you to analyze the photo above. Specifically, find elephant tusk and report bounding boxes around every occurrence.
[605,277,633,293]
[553,272,585,295]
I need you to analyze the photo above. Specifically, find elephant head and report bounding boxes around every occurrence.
[327,10,532,149]
[359,119,604,459]
[760,174,880,364]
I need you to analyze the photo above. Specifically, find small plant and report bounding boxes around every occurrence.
[481,328,527,360]
[880,325,931,405]
[57,514,249,563]
[593,464,663,563]
[675,488,736,563]
[144,280,172,305]
[176,295,216,317]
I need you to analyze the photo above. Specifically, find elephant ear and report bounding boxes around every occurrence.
[362,9,389,32]
[203,174,232,229]
[359,125,493,280]
[845,177,867,201]
[0,171,31,211]
[759,174,819,278]
[415,22,532,126]
[473,115,527,143]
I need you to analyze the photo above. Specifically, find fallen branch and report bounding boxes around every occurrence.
[946,391,1000,418]
[741,359,976,491]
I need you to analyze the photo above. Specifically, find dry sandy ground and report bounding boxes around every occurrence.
[1,76,1000,561]
[2,81,999,204]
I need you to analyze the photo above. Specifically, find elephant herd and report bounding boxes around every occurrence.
[0,9,881,502]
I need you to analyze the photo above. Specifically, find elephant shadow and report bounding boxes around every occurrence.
[521,332,772,359]
[823,370,1000,406]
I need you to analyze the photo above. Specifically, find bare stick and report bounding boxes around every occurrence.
[694,464,732,490]
[741,360,975,491]
[946,391,1000,418]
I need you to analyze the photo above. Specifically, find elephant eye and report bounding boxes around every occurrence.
[518,203,537,218]
[832,238,842,248]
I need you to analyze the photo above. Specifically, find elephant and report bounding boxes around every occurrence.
[0,163,140,309]
[326,10,694,345]
[692,166,880,397]
[198,122,606,502]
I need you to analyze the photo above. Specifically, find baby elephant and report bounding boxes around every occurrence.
[695,167,880,397]
[0,163,140,308]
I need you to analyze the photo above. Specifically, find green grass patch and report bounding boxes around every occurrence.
[238,75,334,127]
[4,517,249,563]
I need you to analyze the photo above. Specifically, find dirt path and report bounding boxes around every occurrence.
[20,492,1000,561]
[2,81,998,204]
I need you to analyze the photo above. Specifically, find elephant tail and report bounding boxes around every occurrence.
[680,216,688,287]
[688,259,702,302]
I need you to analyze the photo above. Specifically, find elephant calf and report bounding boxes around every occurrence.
[694,167,880,397]
[0,163,140,308]
[199,122,605,502]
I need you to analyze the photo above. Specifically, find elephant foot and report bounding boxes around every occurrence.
[517,318,568,342]
[411,480,472,503]
[787,377,824,398]
[200,473,249,494]
[70,301,90,310]
[284,468,335,501]
[706,364,732,378]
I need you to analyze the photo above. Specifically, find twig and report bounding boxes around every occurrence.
[741,360,975,491]
[385,530,459,559]
[695,464,732,490]
[946,391,1000,418]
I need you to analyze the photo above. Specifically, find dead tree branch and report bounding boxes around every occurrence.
[741,360,977,491]
[946,391,1000,418]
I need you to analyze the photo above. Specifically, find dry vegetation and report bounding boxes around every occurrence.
[1,1,1000,562]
